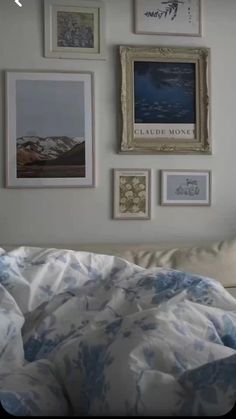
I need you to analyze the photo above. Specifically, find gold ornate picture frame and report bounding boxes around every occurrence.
[120,46,211,154]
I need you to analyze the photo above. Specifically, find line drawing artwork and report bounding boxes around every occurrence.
[144,0,193,23]
[175,178,200,196]
[161,171,211,206]
[14,0,23,7]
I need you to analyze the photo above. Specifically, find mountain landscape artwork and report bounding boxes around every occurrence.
[17,136,85,178]
[6,72,94,187]
[16,79,86,179]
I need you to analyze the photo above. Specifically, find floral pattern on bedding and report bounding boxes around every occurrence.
[0,246,236,416]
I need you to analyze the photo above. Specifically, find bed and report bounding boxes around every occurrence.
[1,238,236,416]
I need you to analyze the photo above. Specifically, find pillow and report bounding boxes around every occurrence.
[2,238,236,288]
[173,238,236,288]
[117,238,236,288]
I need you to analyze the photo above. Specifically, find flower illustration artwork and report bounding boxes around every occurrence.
[113,170,151,219]
[119,176,146,214]
[57,12,94,49]
[44,1,105,60]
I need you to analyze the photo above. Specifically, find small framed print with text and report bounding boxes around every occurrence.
[161,170,211,206]
[134,0,202,37]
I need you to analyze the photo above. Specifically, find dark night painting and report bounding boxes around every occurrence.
[134,61,196,125]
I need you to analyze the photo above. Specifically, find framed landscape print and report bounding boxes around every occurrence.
[113,169,151,220]
[134,0,202,36]
[120,45,211,154]
[44,0,105,59]
[6,71,94,188]
[161,170,211,206]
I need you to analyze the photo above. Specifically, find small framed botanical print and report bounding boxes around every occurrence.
[44,0,105,60]
[161,170,211,206]
[113,169,151,219]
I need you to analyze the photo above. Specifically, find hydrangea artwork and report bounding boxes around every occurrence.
[44,1,105,60]
[119,176,146,214]
[113,169,151,220]
[57,11,94,49]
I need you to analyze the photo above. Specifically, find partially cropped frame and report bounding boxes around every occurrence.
[120,46,211,154]
[113,169,151,220]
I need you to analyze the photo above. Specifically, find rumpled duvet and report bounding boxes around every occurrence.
[1,247,236,416]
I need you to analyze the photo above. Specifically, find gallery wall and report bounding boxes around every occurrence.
[0,0,236,246]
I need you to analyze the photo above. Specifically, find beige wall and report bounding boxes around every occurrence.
[0,0,236,246]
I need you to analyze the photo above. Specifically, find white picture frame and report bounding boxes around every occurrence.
[44,0,105,59]
[113,169,151,220]
[161,170,211,206]
[134,0,202,37]
[6,71,95,188]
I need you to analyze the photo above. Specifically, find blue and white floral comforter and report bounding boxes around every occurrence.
[1,246,236,416]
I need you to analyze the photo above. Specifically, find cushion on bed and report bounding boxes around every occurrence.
[118,238,236,288]
[67,238,236,288]
[69,238,236,288]
[2,237,236,288]
[170,239,236,288]
[4,239,236,291]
